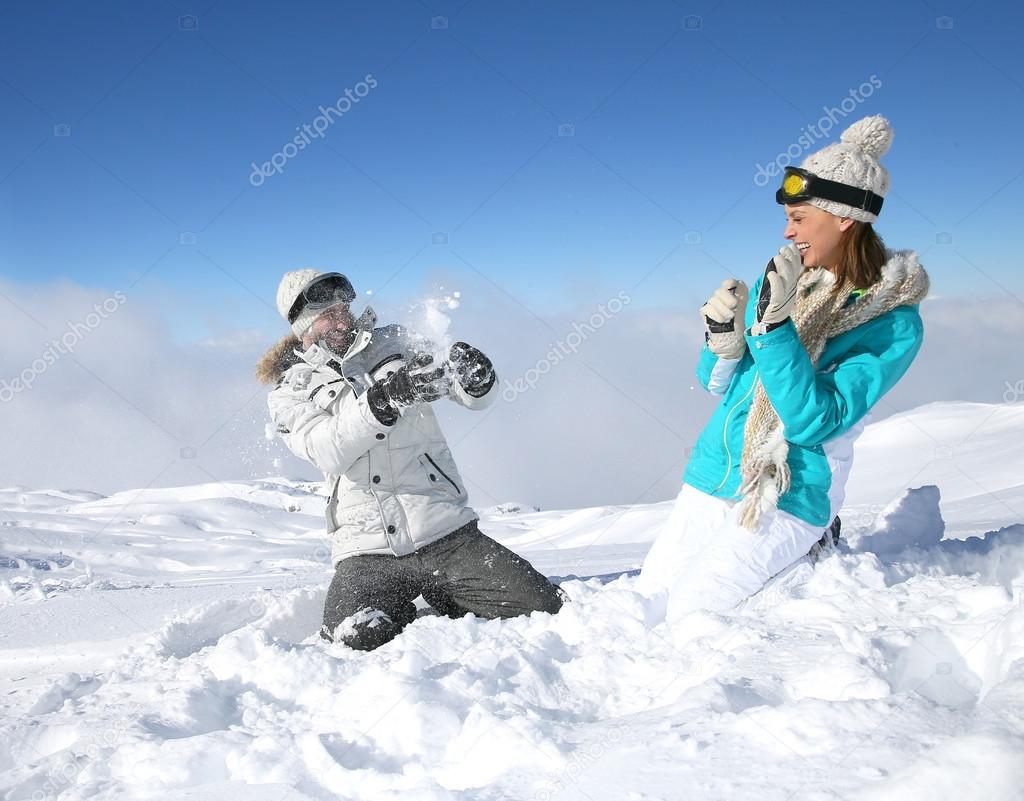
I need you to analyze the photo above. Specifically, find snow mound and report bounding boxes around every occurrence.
[845,401,1024,539]
[855,485,945,554]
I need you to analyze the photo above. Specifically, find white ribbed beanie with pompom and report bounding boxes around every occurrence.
[800,115,894,223]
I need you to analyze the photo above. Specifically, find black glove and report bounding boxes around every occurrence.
[366,354,452,425]
[448,341,495,398]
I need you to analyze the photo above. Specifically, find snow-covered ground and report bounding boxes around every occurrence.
[1,401,1022,800]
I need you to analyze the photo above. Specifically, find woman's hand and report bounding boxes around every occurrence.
[754,243,804,332]
[700,278,749,360]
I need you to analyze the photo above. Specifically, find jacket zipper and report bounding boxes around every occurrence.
[712,371,760,494]
[424,453,460,494]
[326,476,341,529]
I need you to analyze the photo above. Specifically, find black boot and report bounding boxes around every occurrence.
[808,515,842,564]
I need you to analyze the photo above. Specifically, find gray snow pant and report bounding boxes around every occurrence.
[321,520,564,651]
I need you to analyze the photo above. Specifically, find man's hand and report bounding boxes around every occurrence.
[367,354,452,425]
[700,279,749,360]
[754,243,804,332]
[447,341,495,397]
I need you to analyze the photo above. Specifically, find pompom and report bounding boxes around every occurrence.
[840,115,893,158]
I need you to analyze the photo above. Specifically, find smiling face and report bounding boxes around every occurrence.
[783,202,855,270]
[302,303,356,353]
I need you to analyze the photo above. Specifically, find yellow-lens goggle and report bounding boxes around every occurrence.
[776,167,884,216]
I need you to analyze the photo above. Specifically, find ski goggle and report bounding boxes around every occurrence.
[776,167,884,217]
[287,273,356,324]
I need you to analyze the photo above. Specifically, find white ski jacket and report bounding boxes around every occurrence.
[264,314,495,566]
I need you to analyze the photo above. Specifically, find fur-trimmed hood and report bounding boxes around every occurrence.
[806,247,930,340]
[870,247,930,307]
[255,333,303,385]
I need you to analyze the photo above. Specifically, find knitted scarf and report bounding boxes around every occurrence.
[735,250,931,531]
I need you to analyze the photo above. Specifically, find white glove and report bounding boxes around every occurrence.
[753,243,804,333]
[700,279,750,360]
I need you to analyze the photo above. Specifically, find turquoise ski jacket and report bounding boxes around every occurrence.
[683,253,926,528]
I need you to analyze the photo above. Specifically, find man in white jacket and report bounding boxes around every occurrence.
[257,270,563,650]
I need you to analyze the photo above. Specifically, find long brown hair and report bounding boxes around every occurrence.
[832,221,887,289]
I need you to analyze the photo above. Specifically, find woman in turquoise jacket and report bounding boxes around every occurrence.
[638,115,930,620]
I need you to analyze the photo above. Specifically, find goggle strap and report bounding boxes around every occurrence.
[777,171,884,216]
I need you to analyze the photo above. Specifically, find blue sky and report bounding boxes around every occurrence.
[2,0,1022,342]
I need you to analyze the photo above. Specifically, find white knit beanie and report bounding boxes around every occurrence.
[276,269,326,337]
[801,115,894,224]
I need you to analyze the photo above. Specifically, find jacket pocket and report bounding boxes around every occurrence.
[327,454,379,527]
[326,476,378,530]
[784,442,831,493]
[418,452,461,495]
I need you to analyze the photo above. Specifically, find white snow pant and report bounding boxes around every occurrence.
[637,482,828,621]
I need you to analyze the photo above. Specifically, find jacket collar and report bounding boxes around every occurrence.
[292,307,378,372]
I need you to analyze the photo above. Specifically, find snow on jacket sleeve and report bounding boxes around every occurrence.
[268,367,391,476]
[696,342,742,395]
[744,307,924,448]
